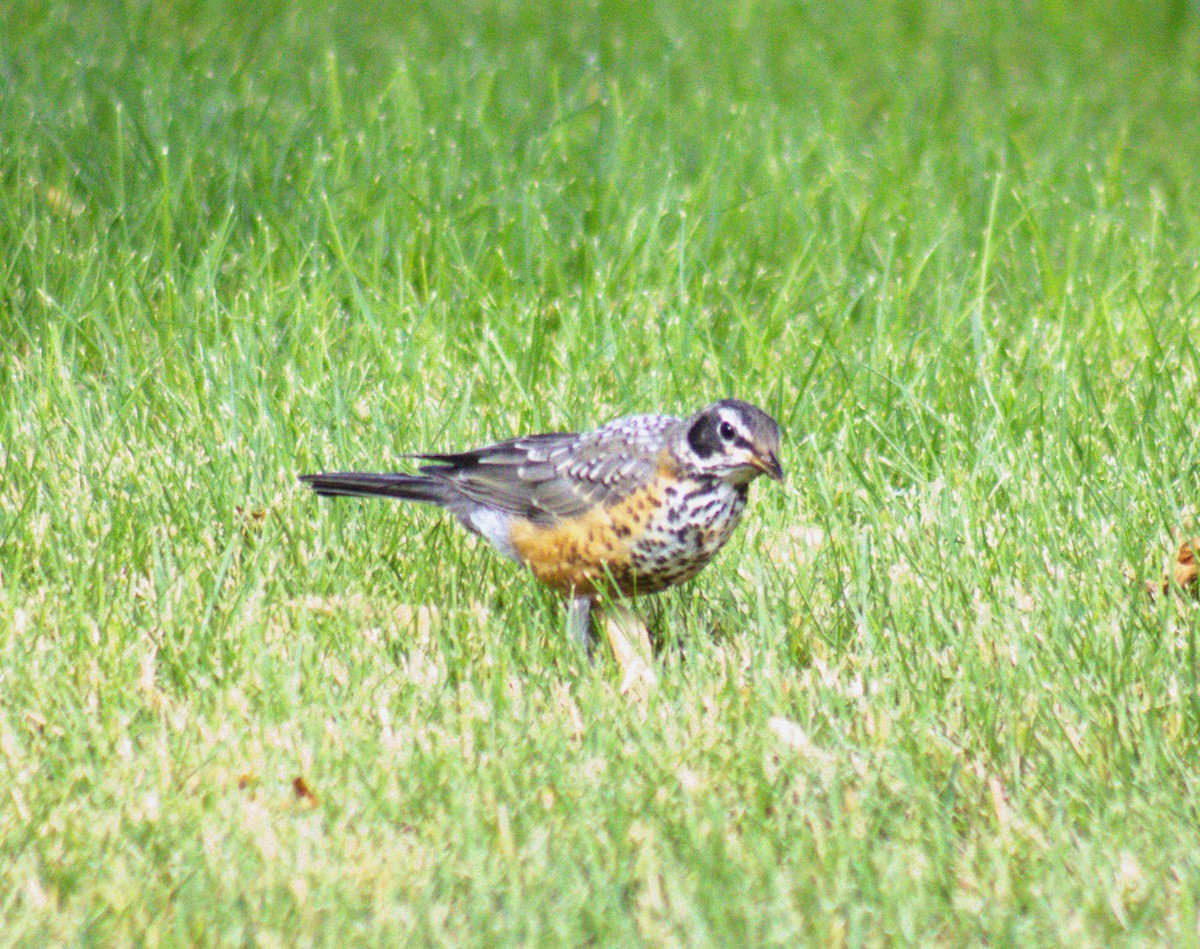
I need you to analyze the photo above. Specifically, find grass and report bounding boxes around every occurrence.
[3,0,1200,944]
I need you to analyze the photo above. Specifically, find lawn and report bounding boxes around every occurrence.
[3,0,1200,944]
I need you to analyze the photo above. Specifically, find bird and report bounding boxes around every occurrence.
[300,399,784,649]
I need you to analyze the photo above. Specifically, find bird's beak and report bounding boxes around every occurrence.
[750,450,785,483]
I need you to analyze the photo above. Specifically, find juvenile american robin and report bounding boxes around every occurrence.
[301,399,784,648]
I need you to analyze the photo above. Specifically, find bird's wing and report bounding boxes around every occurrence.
[416,415,678,524]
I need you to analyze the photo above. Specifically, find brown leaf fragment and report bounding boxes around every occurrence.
[292,775,318,806]
[235,505,269,541]
[1148,537,1200,599]
[1174,539,1199,595]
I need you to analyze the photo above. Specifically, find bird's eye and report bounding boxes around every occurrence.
[718,421,736,441]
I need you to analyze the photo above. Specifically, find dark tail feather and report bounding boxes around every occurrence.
[299,472,450,505]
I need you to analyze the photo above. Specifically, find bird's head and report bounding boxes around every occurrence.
[677,399,784,486]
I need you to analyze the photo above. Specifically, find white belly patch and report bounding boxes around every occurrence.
[463,508,518,560]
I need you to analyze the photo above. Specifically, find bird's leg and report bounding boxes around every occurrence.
[567,595,596,653]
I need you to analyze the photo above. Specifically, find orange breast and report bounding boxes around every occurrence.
[508,479,667,596]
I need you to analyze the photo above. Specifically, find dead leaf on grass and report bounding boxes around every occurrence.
[1146,536,1200,600]
[603,606,657,697]
[235,505,269,541]
[292,775,318,807]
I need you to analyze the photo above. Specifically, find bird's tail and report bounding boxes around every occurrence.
[299,472,451,506]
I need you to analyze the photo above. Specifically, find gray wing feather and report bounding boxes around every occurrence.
[416,414,678,524]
